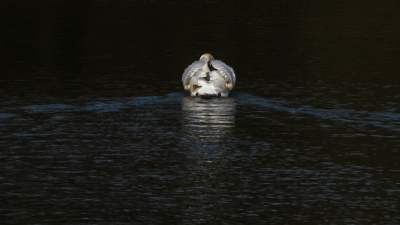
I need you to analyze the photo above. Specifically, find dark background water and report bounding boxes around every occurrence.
[1,0,400,224]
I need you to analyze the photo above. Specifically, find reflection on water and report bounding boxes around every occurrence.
[182,96,235,136]
[180,97,236,222]
[181,96,236,161]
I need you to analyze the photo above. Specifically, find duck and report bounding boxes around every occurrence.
[182,53,236,97]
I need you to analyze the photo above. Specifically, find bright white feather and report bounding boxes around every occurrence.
[182,54,235,97]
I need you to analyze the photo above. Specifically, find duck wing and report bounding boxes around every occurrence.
[182,58,207,91]
[210,59,236,91]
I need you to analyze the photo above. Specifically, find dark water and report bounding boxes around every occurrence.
[1,0,400,224]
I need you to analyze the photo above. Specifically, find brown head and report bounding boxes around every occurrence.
[200,53,214,62]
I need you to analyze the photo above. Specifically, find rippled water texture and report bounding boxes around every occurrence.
[1,0,400,224]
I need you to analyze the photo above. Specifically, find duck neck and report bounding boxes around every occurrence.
[202,62,211,72]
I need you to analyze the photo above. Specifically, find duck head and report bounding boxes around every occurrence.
[200,53,214,72]
[200,53,214,62]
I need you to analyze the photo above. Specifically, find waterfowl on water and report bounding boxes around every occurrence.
[182,53,236,97]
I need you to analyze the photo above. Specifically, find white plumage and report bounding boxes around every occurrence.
[182,53,236,97]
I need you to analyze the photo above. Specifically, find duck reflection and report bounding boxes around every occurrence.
[180,96,236,222]
[181,96,236,154]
